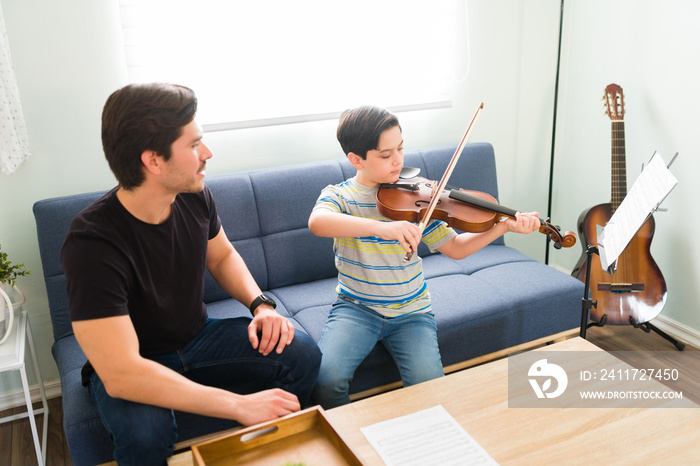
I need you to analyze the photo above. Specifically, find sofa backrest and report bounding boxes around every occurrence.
[33,192,107,342]
[33,143,500,342]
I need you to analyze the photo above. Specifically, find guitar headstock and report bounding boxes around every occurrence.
[604,83,625,121]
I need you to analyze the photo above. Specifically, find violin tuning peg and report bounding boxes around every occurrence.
[554,242,562,250]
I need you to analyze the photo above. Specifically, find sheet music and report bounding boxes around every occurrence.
[598,152,677,271]
[360,405,497,466]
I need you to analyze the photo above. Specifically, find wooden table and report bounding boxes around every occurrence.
[172,337,700,465]
[322,337,700,465]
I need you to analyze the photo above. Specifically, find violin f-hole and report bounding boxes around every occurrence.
[415,199,441,208]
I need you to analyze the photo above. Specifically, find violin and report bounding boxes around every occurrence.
[378,102,575,261]
[377,176,577,249]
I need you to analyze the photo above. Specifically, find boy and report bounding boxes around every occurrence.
[308,105,539,408]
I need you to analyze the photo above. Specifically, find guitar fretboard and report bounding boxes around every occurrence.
[611,120,627,213]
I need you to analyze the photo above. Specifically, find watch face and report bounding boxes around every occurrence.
[261,294,276,306]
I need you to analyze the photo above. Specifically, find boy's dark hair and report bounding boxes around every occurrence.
[336,106,401,159]
[101,82,198,189]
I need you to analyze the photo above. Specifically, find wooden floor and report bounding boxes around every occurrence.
[0,396,70,466]
[0,323,695,466]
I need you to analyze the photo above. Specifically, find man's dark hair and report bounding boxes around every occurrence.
[336,106,401,159]
[101,83,197,189]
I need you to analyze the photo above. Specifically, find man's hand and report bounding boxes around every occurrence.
[248,307,295,356]
[232,388,300,426]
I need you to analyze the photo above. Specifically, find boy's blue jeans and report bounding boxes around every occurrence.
[86,317,321,466]
[312,297,444,409]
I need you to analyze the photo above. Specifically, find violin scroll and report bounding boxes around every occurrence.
[539,219,577,249]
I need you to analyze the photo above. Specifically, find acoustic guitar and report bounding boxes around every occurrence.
[571,83,667,325]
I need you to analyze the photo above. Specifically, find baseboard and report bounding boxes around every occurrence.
[651,314,700,349]
[0,379,62,412]
[549,263,571,274]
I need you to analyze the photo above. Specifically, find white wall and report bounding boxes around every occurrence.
[549,0,700,338]
[0,0,129,398]
[17,0,698,402]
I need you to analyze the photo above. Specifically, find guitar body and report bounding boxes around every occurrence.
[572,203,667,324]
[572,83,668,325]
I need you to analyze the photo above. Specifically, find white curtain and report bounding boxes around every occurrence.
[0,4,30,175]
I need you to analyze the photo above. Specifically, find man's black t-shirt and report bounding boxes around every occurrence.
[61,186,222,383]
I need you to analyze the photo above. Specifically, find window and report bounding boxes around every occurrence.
[119,1,461,131]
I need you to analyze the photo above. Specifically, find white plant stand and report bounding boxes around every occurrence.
[0,304,49,465]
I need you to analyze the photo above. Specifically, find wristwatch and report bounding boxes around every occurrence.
[249,294,277,315]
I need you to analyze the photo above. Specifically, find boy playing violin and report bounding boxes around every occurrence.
[308,105,540,408]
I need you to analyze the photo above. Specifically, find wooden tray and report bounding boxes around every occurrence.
[191,406,363,465]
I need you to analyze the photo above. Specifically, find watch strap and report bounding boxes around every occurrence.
[249,294,275,315]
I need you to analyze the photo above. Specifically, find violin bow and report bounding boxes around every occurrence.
[404,102,484,261]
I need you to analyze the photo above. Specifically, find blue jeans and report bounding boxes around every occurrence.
[87,317,321,465]
[312,297,444,409]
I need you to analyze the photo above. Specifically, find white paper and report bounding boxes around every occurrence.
[360,405,498,466]
[598,152,677,271]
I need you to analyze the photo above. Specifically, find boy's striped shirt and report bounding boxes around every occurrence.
[313,177,456,317]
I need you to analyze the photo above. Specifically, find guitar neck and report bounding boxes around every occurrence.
[611,120,627,213]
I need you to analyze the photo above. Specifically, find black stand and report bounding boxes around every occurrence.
[629,318,685,351]
[579,244,685,351]
[579,245,606,339]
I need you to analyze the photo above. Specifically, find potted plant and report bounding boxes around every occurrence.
[0,243,30,289]
[0,243,29,343]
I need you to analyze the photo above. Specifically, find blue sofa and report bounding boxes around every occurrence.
[33,143,584,465]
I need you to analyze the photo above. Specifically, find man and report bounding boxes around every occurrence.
[62,83,321,464]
